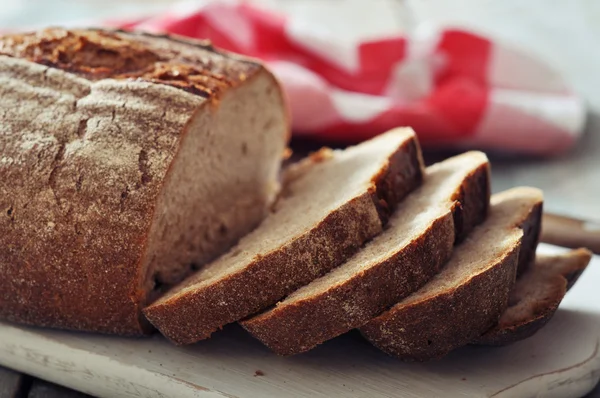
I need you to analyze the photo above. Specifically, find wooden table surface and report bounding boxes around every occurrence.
[1,0,599,397]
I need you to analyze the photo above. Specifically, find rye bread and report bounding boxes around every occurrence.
[474,248,592,346]
[144,129,425,345]
[360,187,543,361]
[241,151,490,356]
[0,28,289,335]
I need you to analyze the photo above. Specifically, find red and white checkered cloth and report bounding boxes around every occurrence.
[108,1,585,155]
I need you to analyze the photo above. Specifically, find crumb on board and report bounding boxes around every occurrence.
[254,370,265,377]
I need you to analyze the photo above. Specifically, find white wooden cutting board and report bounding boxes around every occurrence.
[0,243,598,398]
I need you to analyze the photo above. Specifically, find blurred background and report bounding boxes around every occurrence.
[1,0,599,218]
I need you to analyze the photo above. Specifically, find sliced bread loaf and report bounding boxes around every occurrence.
[0,28,288,335]
[360,187,543,361]
[474,248,592,346]
[144,129,424,344]
[241,151,490,355]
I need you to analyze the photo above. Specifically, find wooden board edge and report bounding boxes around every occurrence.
[0,323,227,398]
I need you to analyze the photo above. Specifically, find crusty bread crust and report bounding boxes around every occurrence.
[0,28,286,335]
[0,28,260,97]
[360,187,543,361]
[144,132,424,345]
[451,158,491,245]
[516,201,543,276]
[474,248,592,346]
[240,153,490,356]
[364,248,520,361]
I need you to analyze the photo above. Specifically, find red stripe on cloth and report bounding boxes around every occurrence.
[424,76,488,139]
[430,30,492,135]
[237,3,288,57]
[356,38,407,94]
[149,9,242,53]
[435,29,491,86]
[307,92,484,143]
[281,37,406,95]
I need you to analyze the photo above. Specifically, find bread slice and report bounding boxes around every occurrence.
[474,248,592,346]
[144,129,425,344]
[0,28,288,335]
[360,187,543,361]
[241,151,490,355]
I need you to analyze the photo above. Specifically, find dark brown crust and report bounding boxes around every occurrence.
[240,160,490,356]
[360,191,543,361]
[143,135,425,345]
[361,245,520,361]
[0,28,277,335]
[371,137,425,224]
[474,306,553,346]
[517,202,543,276]
[451,161,490,244]
[0,28,260,98]
[563,254,589,290]
[474,249,592,346]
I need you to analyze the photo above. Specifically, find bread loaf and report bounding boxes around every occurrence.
[241,151,490,355]
[360,187,543,361]
[0,28,289,335]
[144,129,424,344]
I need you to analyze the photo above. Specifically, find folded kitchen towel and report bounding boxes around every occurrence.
[107,0,585,155]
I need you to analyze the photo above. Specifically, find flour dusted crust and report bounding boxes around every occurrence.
[0,29,287,335]
[0,28,259,96]
[0,57,198,334]
[240,152,491,356]
[144,130,425,345]
[360,188,543,361]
